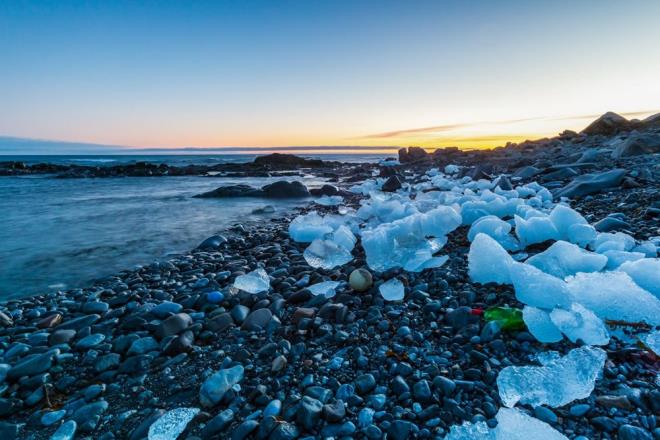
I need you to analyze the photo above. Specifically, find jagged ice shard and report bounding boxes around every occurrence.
[148,407,200,440]
[497,346,606,408]
[233,268,270,293]
[523,306,563,343]
[307,281,340,298]
[550,303,610,346]
[467,215,520,250]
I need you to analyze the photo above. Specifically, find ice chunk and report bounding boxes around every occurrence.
[549,204,588,240]
[330,225,356,251]
[444,164,460,174]
[593,232,635,253]
[468,215,519,250]
[494,408,568,440]
[515,214,560,247]
[497,346,606,408]
[445,419,495,440]
[632,241,658,257]
[534,351,561,365]
[446,408,567,440]
[523,306,563,343]
[619,258,660,298]
[468,233,514,285]
[379,278,405,301]
[510,263,573,309]
[315,195,344,206]
[361,207,458,272]
[525,241,607,278]
[567,223,597,247]
[550,303,610,346]
[603,250,644,270]
[288,211,334,242]
[303,239,353,270]
[148,407,200,440]
[566,271,660,325]
[233,268,270,293]
[307,281,340,298]
[644,330,659,356]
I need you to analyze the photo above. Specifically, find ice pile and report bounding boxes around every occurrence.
[619,258,660,298]
[379,278,405,301]
[496,346,606,408]
[446,407,568,440]
[307,281,340,298]
[233,268,270,294]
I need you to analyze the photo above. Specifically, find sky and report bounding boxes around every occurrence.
[1,0,660,153]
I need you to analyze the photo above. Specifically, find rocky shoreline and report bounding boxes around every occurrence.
[0,112,659,439]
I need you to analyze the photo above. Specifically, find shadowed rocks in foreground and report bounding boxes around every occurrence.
[194,180,311,198]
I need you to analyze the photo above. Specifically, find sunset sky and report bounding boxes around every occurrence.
[1,0,660,152]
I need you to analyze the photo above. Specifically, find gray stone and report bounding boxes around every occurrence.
[199,365,244,407]
[240,309,272,331]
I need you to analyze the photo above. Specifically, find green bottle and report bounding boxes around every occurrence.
[484,306,525,331]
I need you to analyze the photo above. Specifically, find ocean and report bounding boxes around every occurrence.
[0,153,387,298]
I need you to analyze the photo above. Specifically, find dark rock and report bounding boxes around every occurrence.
[594,216,631,232]
[618,424,653,440]
[252,153,325,167]
[241,309,273,331]
[382,175,403,192]
[554,168,626,199]
[197,235,228,250]
[582,112,631,136]
[195,180,310,198]
[398,147,429,163]
[156,313,192,338]
[612,133,660,158]
[297,396,323,430]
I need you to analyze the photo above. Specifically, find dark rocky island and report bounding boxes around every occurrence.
[0,112,658,439]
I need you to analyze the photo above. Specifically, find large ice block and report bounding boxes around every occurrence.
[288,211,334,242]
[509,263,573,309]
[303,239,353,270]
[618,258,660,298]
[515,214,561,247]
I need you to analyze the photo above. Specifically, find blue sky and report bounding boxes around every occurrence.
[1,0,659,151]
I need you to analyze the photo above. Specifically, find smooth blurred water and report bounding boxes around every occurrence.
[0,173,330,298]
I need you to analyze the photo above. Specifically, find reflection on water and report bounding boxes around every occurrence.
[0,174,325,298]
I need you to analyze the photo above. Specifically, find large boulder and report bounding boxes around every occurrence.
[194,181,310,198]
[261,180,310,197]
[398,147,429,163]
[554,169,626,199]
[611,133,660,159]
[581,112,631,136]
[253,153,325,167]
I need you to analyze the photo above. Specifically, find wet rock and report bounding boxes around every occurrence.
[554,168,626,199]
[297,396,323,430]
[612,133,660,158]
[582,111,631,136]
[241,309,272,331]
[199,365,244,407]
[156,313,192,338]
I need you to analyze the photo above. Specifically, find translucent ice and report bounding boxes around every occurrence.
[525,241,607,278]
[148,407,200,440]
[288,211,334,242]
[515,214,560,247]
[379,278,405,301]
[330,225,357,251]
[315,195,344,206]
[446,408,567,440]
[468,233,514,285]
[497,346,606,408]
[644,330,659,356]
[510,263,573,309]
[308,281,340,298]
[603,250,645,270]
[566,271,660,325]
[618,258,660,298]
[233,268,270,293]
[523,306,563,343]
[444,164,461,174]
[494,408,568,440]
[304,239,353,270]
[550,303,610,346]
[567,223,597,247]
[468,215,520,250]
[445,419,495,440]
